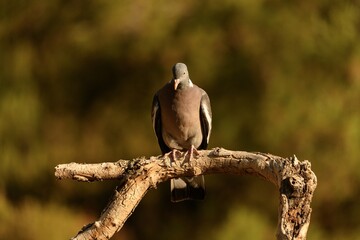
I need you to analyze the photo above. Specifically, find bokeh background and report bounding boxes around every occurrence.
[1,0,360,239]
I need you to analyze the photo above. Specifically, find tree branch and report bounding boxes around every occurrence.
[55,147,317,240]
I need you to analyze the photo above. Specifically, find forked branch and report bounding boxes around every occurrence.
[55,147,317,240]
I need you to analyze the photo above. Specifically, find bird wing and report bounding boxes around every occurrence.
[199,91,212,150]
[151,94,171,154]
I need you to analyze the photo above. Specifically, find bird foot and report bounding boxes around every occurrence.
[165,149,182,167]
[183,145,200,165]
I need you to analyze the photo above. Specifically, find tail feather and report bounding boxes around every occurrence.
[171,176,205,202]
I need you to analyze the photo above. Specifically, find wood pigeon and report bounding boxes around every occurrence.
[151,63,212,202]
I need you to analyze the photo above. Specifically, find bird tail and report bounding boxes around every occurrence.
[170,176,205,202]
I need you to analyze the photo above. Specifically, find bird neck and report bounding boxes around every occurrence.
[175,79,193,90]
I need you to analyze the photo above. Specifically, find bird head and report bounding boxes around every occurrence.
[172,63,190,90]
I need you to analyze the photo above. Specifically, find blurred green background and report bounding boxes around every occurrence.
[1,0,360,239]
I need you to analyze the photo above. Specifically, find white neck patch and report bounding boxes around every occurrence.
[188,79,194,87]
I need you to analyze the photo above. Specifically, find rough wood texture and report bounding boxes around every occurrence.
[55,148,317,240]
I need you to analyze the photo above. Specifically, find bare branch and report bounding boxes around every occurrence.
[55,161,128,182]
[55,148,317,240]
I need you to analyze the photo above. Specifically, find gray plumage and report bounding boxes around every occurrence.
[151,63,212,202]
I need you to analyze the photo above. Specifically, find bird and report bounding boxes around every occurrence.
[151,63,212,202]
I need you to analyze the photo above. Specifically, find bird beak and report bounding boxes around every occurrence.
[174,79,180,90]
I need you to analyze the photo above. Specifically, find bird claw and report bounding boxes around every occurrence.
[183,145,200,166]
[165,146,199,167]
[164,149,182,167]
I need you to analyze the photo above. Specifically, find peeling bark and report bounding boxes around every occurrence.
[55,148,317,240]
